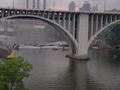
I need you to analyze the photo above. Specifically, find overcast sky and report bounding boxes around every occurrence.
[0,0,120,11]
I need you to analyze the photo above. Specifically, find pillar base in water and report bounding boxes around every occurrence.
[66,54,90,60]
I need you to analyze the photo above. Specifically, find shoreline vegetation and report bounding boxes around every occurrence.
[0,56,33,90]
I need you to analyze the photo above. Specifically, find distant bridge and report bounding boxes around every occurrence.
[0,19,14,26]
[0,8,120,59]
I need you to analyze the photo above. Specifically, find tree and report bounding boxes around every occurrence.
[106,9,120,12]
[44,24,64,40]
[0,56,33,90]
[106,31,120,46]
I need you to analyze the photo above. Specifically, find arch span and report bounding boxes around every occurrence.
[1,15,78,53]
[4,21,8,25]
[9,21,14,27]
[88,20,120,47]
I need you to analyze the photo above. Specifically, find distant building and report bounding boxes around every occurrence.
[44,0,46,10]
[69,1,75,11]
[49,8,51,10]
[26,0,29,9]
[80,1,90,11]
[37,0,39,9]
[92,4,98,11]
[15,19,45,26]
[33,0,35,9]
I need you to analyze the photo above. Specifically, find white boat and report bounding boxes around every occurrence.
[40,41,69,50]
[15,41,69,50]
[19,45,41,49]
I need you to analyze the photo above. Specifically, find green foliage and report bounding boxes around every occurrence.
[44,24,64,40]
[106,31,120,46]
[106,9,120,12]
[0,56,33,90]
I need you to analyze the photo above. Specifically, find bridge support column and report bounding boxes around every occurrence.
[2,10,4,18]
[72,13,75,37]
[57,13,60,24]
[90,14,94,38]
[109,15,112,23]
[94,14,98,33]
[67,13,70,32]
[105,15,108,25]
[41,12,44,17]
[47,12,49,19]
[15,23,19,34]
[52,12,55,21]
[99,15,103,29]
[4,22,8,35]
[8,10,10,16]
[62,13,65,28]
[77,14,89,59]
[66,14,89,60]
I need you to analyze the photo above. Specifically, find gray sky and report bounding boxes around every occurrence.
[0,0,120,11]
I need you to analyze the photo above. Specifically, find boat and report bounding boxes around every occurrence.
[0,48,15,59]
[40,41,69,50]
[0,48,10,58]
[0,44,16,59]
[6,51,16,59]
[52,48,59,50]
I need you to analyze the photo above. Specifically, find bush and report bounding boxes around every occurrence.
[0,56,33,90]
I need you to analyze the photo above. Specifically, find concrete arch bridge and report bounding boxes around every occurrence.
[0,8,120,59]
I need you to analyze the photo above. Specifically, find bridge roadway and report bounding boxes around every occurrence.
[0,8,120,59]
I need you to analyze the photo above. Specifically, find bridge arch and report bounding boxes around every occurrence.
[88,20,120,47]
[4,21,8,25]
[9,21,14,27]
[1,15,78,54]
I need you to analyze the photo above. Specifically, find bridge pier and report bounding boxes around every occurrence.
[4,22,8,35]
[14,23,19,34]
[66,14,90,60]
[77,14,89,59]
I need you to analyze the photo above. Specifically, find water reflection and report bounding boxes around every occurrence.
[1,34,120,89]
[18,49,105,90]
[68,59,88,89]
[88,49,120,89]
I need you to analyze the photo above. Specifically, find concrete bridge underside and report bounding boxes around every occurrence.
[1,8,120,59]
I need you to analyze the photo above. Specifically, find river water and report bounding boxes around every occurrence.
[14,49,120,90]
[1,35,120,90]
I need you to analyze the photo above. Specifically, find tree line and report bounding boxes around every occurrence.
[44,24,64,41]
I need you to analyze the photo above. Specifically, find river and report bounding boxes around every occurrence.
[14,49,120,90]
[1,35,120,90]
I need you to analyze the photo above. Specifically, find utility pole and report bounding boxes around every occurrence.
[43,0,46,10]
[104,0,106,12]
[88,0,95,7]
[53,0,55,10]
[13,0,14,8]
[89,0,108,12]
